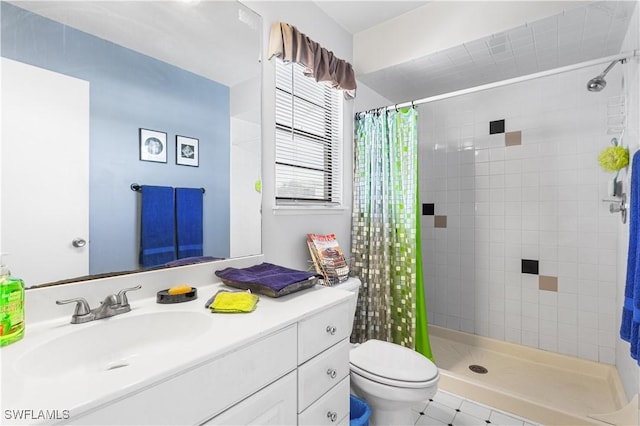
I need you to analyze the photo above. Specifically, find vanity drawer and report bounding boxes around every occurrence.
[298,376,350,426]
[298,338,349,412]
[298,301,350,363]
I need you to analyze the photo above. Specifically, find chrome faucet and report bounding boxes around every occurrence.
[56,285,142,324]
[92,294,120,320]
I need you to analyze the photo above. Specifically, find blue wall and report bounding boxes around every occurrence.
[1,3,231,274]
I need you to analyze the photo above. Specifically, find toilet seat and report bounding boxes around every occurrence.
[350,339,439,389]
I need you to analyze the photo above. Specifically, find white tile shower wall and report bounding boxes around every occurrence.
[421,64,624,364]
[615,0,640,405]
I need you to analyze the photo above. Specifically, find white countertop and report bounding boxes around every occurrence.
[0,257,355,424]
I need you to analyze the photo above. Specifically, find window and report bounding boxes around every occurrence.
[275,59,343,206]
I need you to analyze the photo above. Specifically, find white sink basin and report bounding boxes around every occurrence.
[16,311,212,378]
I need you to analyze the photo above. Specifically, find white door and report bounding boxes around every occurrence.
[230,117,262,257]
[1,58,90,286]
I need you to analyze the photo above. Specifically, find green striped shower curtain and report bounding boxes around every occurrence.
[351,107,432,360]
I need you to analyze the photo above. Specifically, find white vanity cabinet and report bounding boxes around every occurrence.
[297,301,351,425]
[6,273,356,426]
[207,298,353,426]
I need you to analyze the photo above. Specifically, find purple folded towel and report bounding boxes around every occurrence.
[215,263,317,292]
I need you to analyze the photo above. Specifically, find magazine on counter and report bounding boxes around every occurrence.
[307,233,349,285]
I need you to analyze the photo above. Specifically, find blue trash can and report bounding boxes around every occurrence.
[350,394,371,426]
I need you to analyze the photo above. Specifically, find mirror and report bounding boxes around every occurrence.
[0,1,262,288]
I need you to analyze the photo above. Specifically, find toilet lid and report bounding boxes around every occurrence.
[350,339,438,383]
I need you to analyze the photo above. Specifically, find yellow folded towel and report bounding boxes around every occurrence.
[210,291,258,313]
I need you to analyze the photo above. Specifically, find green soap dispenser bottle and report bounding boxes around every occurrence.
[0,255,24,346]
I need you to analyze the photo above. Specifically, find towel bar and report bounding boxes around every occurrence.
[130,183,205,194]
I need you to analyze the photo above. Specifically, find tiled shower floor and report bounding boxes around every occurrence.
[412,390,540,426]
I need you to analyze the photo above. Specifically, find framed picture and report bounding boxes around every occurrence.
[176,135,199,167]
[139,128,167,163]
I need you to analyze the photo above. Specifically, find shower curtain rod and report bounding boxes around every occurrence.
[372,50,639,112]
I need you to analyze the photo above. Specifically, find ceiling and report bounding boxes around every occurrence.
[6,1,261,87]
[9,1,636,104]
[340,1,637,103]
[313,1,429,34]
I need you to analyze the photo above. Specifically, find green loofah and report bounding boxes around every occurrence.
[598,145,629,172]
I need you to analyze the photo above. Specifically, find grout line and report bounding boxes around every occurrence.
[414,389,541,426]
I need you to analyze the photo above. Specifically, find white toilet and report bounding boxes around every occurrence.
[333,278,439,426]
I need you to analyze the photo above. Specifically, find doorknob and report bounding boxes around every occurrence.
[72,238,87,248]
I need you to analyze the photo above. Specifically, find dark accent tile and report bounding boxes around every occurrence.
[490,119,505,134]
[539,275,558,292]
[422,203,435,216]
[521,259,539,275]
[434,216,447,228]
[505,130,522,146]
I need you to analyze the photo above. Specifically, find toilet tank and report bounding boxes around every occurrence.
[330,277,361,331]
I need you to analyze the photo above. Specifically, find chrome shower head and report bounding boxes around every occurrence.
[587,59,625,92]
[587,75,607,92]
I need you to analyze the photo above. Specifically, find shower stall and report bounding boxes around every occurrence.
[418,42,638,426]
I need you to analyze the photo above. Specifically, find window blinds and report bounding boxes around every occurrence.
[275,60,342,205]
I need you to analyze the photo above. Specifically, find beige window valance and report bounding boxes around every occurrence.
[268,21,356,99]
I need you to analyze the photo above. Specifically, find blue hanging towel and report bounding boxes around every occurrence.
[621,150,640,363]
[175,187,203,259]
[139,185,176,268]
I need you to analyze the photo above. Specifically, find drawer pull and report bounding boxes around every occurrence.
[326,325,337,335]
[327,411,338,422]
[327,368,337,379]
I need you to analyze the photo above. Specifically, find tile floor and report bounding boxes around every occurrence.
[411,390,540,426]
